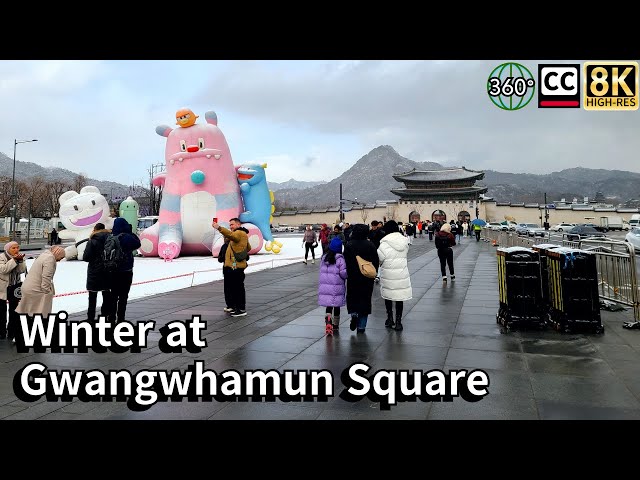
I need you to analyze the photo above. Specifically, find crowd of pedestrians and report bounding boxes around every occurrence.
[1,217,141,344]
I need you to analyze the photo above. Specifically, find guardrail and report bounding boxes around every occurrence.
[483,229,639,325]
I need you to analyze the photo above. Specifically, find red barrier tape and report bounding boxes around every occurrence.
[52,255,305,298]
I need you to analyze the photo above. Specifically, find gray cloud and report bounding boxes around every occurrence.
[195,60,640,174]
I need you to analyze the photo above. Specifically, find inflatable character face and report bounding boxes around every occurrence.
[58,186,111,230]
[176,108,198,128]
[237,163,267,186]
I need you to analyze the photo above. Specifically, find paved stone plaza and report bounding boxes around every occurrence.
[1,235,639,420]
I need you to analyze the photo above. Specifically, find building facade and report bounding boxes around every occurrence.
[269,166,640,228]
[390,167,488,224]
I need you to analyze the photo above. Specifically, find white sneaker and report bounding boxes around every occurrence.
[443,276,448,282]
[312,259,315,264]
[224,307,233,313]
[303,260,307,264]
[451,275,456,280]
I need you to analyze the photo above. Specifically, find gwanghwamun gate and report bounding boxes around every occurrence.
[271,167,640,227]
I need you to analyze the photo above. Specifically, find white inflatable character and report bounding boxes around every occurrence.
[57,186,115,260]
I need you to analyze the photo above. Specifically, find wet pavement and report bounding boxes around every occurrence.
[1,233,639,420]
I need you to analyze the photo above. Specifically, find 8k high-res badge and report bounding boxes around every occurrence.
[583,61,639,111]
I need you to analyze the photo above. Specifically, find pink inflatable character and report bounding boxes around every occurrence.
[139,110,264,260]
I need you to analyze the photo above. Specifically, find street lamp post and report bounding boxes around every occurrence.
[11,138,38,241]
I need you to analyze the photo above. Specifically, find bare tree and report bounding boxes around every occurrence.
[73,174,88,192]
[45,180,73,217]
[360,208,369,223]
[0,175,13,216]
[21,177,50,217]
[147,164,165,216]
[386,204,398,221]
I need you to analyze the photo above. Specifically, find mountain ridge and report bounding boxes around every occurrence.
[1,147,638,209]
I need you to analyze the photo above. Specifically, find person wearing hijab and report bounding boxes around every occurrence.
[377,220,412,331]
[0,241,27,341]
[15,246,66,342]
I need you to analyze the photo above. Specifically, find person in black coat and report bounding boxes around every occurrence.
[107,217,142,324]
[82,223,113,322]
[368,220,385,249]
[343,223,380,333]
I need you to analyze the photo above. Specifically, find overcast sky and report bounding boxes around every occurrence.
[1,60,638,186]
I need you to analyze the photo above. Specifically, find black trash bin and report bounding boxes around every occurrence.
[496,247,546,331]
[546,246,603,334]
[532,243,561,311]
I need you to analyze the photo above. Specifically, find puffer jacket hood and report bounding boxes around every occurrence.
[377,231,412,302]
[90,229,111,238]
[112,217,132,236]
[381,231,408,252]
[318,253,347,308]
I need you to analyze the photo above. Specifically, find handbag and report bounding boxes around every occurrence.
[7,262,27,300]
[356,255,377,279]
[311,242,318,249]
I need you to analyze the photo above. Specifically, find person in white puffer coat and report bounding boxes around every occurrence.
[377,220,412,331]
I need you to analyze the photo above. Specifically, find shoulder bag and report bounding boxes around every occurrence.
[229,243,249,262]
[6,255,27,300]
[356,255,377,279]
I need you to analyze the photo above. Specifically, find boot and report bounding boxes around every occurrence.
[385,310,395,328]
[394,312,403,331]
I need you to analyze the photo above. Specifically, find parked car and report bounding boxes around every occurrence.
[499,221,518,231]
[550,223,576,232]
[625,227,640,252]
[515,223,544,236]
[565,225,607,242]
[527,225,546,237]
[577,223,608,233]
[486,222,503,231]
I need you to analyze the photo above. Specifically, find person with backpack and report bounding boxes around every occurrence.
[213,218,251,317]
[343,224,379,333]
[82,223,113,322]
[377,220,412,331]
[435,222,456,282]
[318,237,347,336]
[104,217,141,324]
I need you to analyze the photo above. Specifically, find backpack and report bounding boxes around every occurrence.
[217,243,228,263]
[435,233,450,250]
[103,233,125,272]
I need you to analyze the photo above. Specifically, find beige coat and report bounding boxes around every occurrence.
[218,227,251,269]
[15,250,57,317]
[0,252,27,301]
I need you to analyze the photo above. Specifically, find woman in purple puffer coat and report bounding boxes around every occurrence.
[318,237,348,336]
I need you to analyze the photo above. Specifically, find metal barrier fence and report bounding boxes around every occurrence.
[482,228,639,324]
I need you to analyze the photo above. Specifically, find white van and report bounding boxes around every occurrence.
[137,216,159,235]
[630,214,640,229]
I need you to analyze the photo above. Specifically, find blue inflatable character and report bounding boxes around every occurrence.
[237,163,283,254]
